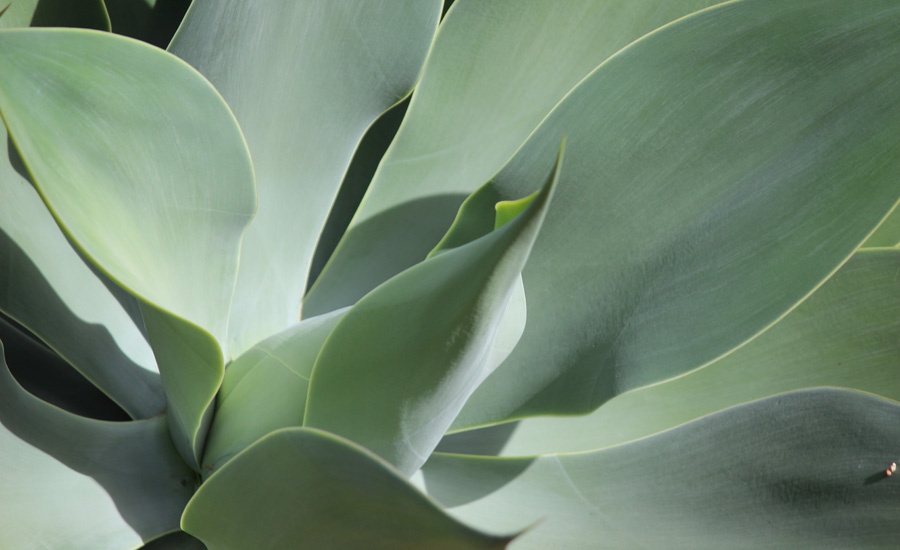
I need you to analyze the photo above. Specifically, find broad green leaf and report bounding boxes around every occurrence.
[304,146,562,475]
[422,389,900,549]
[182,427,514,550]
[863,207,900,248]
[0,28,257,468]
[201,308,347,475]
[449,0,900,430]
[0,0,162,419]
[0,340,196,550]
[168,0,442,358]
[303,0,724,317]
[444,249,900,455]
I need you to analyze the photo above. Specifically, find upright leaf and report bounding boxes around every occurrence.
[303,0,724,317]
[169,0,443,357]
[182,428,514,550]
[451,0,900,429]
[0,28,257,468]
[304,146,562,475]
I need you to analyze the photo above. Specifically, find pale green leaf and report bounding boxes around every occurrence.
[444,249,900,455]
[423,389,900,549]
[450,0,900,429]
[863,207,900,248]
[303,0,724,317]
[0,0,161,421]
[201,308,347,475]
[168,0,442,357]
[182,428,514,550]
[0,28,257,468]
[304,145,562,475]
[0,339,196,550]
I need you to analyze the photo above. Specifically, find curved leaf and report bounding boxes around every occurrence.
[303,0,724,317]
[423,389,900,549]
[182,427,514,550]
[0,339,196,550]
[445,248,900,455]
[303,146,561,475]
[169,0,442,357]
[451,0,900,429]
[0,28,257,467]
[0,315,129,420]
[0,0,161,421]
[863,207,900,248]
[201,308,347,475]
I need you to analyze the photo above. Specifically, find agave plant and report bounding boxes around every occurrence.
[2,0,900,548]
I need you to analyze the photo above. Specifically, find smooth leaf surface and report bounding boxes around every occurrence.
[169,0,442,357]
[423,389,900,549]
[303,0,724,317]
[0,0,163,419]
[863,207,900,248]
[450,0,900,429]
[182,428,513,550]
[443,249,900,455]
[0,28,257,467]
[201,307,347,475]
[0,340,196,550]
[304,147,561,475]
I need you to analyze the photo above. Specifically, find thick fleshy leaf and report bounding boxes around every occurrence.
[0,340,196,550]
[303,0,724,317]
[201,308,347,475]
[182,427,514,550]
[0,0,163,419]
[449,0,900,429]
[0,28,257,467]
[443,248,900,455]
[422,389,900,549]
[304,146,561,475]
[863,207,900,248]
[169,0,442,357]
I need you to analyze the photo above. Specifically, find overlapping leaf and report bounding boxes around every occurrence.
[201,308,347,474]
[442,249,900,455]
[0,28,257,468]
[303,0,724,317]
[0,0,163,422]
[0,340,195,550]
[304,146,562,475]
[169,0,443,357]
[448,0,900,429]
[183,428,514,550]
[424,389,900,549]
